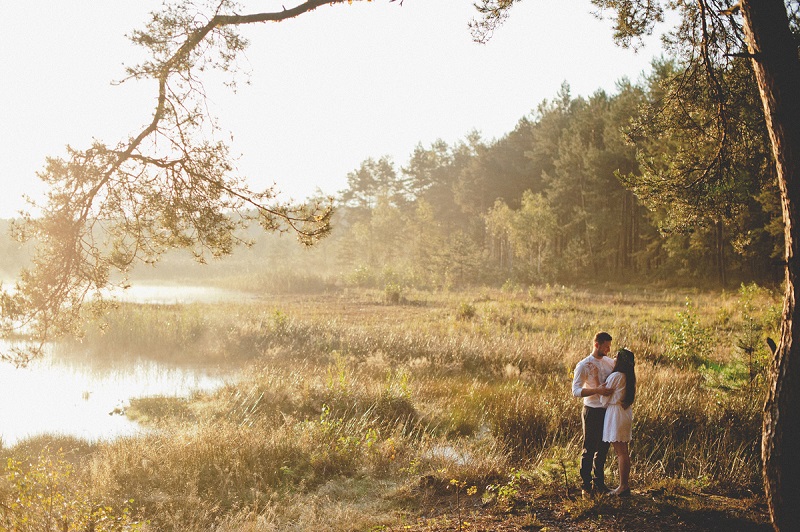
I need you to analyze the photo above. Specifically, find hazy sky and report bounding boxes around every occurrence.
[0,0,664,218]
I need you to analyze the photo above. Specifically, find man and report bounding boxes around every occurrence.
[572,331,615,496]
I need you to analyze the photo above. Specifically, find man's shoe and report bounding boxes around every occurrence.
[581,487,594,499]
[594,483,612,494]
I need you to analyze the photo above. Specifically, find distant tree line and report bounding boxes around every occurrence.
[137,59,782,291]
[317,63,781,289]
[0,63,781,292]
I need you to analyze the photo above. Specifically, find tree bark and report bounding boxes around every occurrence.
[715,220,726,287]
[740,1,800,529]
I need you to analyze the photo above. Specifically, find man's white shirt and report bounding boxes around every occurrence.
[572,354,615,408]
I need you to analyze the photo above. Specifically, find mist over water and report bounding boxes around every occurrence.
[105,284,257,305]
[0,353,232,446]
[0,284,249,447]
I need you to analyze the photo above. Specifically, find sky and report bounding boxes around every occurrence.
[0,0,665,218]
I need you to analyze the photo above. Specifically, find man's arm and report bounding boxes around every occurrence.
[580,385,610,397]
[572,362,611,397]
[572,363,586,397]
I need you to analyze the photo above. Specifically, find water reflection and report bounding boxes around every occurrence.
[106,284,256,305]
[0,353,233,447]
[0,284,249,447]
[0,351,235,447]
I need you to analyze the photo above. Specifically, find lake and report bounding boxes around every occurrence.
[0,284,253,447]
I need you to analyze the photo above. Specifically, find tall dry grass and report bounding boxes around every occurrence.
[1,284,778,530]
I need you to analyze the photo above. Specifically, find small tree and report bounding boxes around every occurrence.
[667,298,713,368]
[511,191,557,281]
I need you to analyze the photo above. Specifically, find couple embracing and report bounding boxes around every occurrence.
[571,331,636,497]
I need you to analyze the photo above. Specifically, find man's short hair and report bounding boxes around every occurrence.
[594,331,612,344]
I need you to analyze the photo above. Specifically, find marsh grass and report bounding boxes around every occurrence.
[3,285,778,530]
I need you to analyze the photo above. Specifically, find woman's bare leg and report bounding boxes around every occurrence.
[611,441,630,493]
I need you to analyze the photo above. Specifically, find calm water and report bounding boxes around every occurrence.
[0,284,252,447]
[106,283,257,304]
[0,355,233,446]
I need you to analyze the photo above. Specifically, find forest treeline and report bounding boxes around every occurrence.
[0,61,784,291]
[287,59,782,290]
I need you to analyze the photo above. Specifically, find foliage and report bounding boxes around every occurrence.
[1,0,371,362]
[665,298,714,367]
[468,5,800,523]
[485,468,523,509]
[485,191,557,283]
[384,282,403,304]
[0,449,142,531]
[318,74,778,289]
[456,301,477,321]
[736,282,780,381]
[2,59,786,345]
[0,0,792,523]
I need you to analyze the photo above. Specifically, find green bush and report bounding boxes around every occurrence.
[456,302,476,321]
[384,283,403,304]
[666,298,713,367]
[0,449,142,531]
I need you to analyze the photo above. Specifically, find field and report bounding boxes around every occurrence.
[0,284,779,531]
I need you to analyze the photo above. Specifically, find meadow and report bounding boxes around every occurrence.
[0,284,779,531]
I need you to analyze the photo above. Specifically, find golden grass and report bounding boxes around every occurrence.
[1,284,779,530]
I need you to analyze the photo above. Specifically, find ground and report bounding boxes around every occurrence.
[394,484,771,531]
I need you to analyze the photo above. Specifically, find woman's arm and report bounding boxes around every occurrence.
[601,373,623,406]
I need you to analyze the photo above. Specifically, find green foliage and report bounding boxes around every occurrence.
[456,301,477,321]
[485,468,525,509]
[736,282,779,381]
[2,71,783,351]
[698,360,750,391]
[346,264,376,287]
[384,282,403,304]
[500,279,521,293]
[3,0,789,367]
[0,449,142,531]
[326,352,351,396]
[666,298,714,367]
[55,62,777,298]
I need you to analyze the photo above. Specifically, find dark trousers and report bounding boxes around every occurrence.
[580,405,609,490]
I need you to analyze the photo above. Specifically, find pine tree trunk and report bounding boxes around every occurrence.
[715,220,726,287]
[741,1,800,529]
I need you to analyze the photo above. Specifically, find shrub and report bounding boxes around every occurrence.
[456,302,476,321]
[736,283,778,382]
[384,283,403,304]
[665,298,713,367]
[0,449,142,531]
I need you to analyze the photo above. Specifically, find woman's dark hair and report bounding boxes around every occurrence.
[613,348,636,408]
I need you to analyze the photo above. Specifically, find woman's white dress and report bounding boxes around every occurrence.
[602,371,633,442]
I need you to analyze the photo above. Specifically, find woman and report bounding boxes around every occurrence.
[601,348,636,496]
